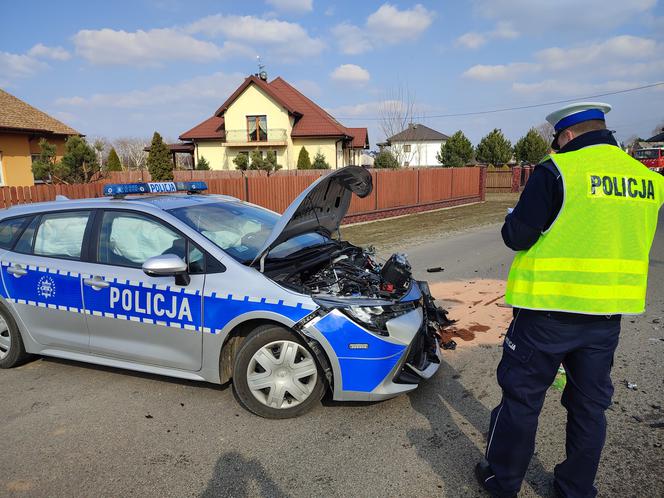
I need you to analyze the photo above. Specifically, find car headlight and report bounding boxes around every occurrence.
[342,302,417,336]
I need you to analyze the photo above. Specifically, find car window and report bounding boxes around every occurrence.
[188,244,205,274]
[0,216,31,249]
[168,202,279,263]
[33,211,90,259]
[14,216,39,254]
[98,211,185,268]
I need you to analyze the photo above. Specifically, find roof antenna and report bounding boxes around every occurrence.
[257,56,268,81]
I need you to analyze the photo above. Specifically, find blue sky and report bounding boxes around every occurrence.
[2,0,663,147]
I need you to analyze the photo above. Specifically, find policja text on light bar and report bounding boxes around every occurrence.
[103,181,208,196]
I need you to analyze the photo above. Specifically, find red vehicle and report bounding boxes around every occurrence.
[633,148,664,172]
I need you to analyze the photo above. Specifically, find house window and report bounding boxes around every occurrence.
[247,115,268,142]
[403,144,411,153]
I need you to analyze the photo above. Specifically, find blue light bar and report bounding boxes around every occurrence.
[103,181,208,196]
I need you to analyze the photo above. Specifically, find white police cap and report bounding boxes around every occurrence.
[546,102,611,132]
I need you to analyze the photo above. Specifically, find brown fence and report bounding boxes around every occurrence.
[486,168,514,192]
[1,167,485,224]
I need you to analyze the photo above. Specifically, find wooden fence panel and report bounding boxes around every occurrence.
[248,175,319,213]
[206,178,246,200]
[376,169,418,210]
[418,168,453,203]
[451,168,480,198]
[485,170,512,190]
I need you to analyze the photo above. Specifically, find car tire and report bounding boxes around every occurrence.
[233,324,325,419]
[0,301,30,369]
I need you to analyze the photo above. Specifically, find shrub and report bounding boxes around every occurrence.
[146,132,173,181]
[196,156,211,170]
[106,147,123,171]
[436,131,474,167]
[311,152,330,169]
[373,150,400,169]
[297,147,312,169]
[233,154,249,171]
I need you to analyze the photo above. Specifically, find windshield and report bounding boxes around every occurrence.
[168,202,329,263]
[634,149,660,159]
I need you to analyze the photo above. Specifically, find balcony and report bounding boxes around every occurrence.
[223,128,288,147]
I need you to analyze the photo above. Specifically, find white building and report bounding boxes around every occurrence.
[382,123,449,167]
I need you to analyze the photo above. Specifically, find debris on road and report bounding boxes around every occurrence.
[442,340,457,350]
[426,266,444,273]
[626,381,638,390]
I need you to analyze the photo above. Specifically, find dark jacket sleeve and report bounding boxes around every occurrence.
[501,161,562,251]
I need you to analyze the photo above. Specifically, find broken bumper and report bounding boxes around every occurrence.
[302,305,441,402]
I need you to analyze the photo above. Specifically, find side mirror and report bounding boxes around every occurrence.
[142,254,190,286]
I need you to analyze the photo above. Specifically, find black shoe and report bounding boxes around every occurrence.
[475,461,517,498]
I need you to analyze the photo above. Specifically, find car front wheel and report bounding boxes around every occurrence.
[233,324,325,418]
[0,302,29,369]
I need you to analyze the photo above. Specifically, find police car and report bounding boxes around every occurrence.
[0,167,449,418]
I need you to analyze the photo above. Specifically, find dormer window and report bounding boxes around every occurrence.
[247,115,267,142]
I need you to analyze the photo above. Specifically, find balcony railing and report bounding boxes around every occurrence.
[223,128,288,146]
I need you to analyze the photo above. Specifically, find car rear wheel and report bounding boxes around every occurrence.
[233,324,325,418]
[0,302,29,369]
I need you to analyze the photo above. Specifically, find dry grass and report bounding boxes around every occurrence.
[341,193,519,250]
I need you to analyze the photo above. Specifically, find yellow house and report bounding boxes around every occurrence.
[179,75,369,170]
[0,89,80,186]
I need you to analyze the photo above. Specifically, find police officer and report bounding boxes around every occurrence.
[474,102,664,498]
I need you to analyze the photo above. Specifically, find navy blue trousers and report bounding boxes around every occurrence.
[484,309,620,498]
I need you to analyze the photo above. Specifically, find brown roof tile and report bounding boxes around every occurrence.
[345,127,369,149]
[0,88,79,135]
[179,116,225,140]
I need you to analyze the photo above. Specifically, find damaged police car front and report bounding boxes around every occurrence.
[0,167,451,418]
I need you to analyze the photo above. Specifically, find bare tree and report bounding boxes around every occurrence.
[651,120,664,137]
[378,86,417,166]
[535,122,555,144]
[90,136,110,169]
[114,137,149,170]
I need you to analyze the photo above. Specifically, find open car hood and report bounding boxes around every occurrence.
[252,166,372,266]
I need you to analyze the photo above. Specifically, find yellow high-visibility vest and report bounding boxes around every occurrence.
[506,144,664,314]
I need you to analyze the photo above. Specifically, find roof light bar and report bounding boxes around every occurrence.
[103,181,208,197]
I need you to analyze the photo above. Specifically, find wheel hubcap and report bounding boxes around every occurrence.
[247,340,318,409]
[0,316,10,360]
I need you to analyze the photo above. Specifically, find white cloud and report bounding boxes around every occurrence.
[330,64,370,83]
[455,32,486,49]
[535,35,658,70]
[463,36,663,82]
[27,43,71,61]
[73,28,250,65]
[463,62,536,80]
[472,0,656,33]
[366,3,434,42]
[0,52,46,81]
[456,21,518,49]
[512,79,648,96]
[265,0,313,13]
[333,3,435,54]
[187,14,324,60]
[331,23,371,55]
[55,71,245,109]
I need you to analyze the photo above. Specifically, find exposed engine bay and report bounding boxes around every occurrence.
[265,241,413,300]
[264,240,454,340]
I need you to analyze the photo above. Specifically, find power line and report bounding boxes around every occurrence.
[337,81,664,121]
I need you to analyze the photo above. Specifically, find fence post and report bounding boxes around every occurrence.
[511,166,522,193]
[479,165,487,201]
[243,174,249,202]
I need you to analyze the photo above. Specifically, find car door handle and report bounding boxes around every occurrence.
[83,277,110,289]
[7,265,27,276]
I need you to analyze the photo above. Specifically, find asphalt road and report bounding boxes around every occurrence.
[2,219,663,497]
